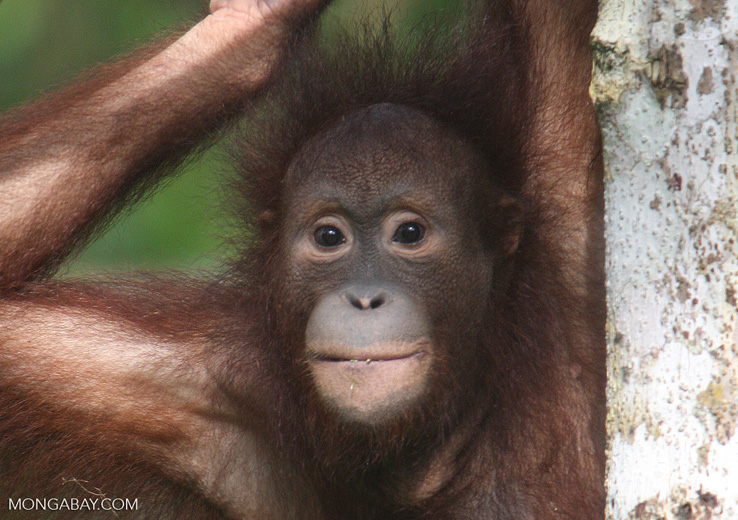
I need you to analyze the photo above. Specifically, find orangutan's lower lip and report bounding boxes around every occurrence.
[306,341,432,420]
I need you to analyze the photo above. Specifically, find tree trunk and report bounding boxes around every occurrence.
[592,0,738,518]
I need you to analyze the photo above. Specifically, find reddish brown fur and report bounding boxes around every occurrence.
[0,1,604,519]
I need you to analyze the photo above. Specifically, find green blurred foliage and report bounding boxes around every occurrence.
[0,0,455,275]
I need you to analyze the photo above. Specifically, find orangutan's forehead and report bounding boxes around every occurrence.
[284,104,483,204]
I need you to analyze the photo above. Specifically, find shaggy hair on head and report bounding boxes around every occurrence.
[231,4,532,233]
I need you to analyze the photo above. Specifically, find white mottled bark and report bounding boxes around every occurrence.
[592,0,738,518]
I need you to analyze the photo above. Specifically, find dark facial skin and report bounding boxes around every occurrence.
[280,104,497,425]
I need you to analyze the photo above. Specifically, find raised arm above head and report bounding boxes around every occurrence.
[0,0,331,290]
